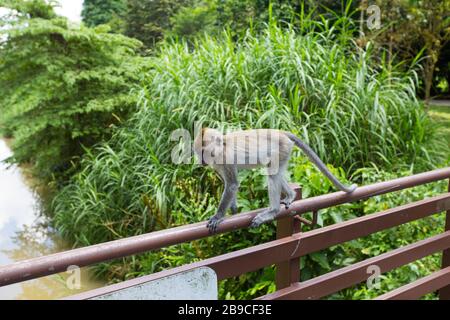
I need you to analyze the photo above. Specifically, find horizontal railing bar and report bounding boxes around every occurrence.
[257,231,450,300]
[286,193,450,258]
[285,167,450,217]
[1,167,449,288]
[65,194,450,299]
[374,267,450,300]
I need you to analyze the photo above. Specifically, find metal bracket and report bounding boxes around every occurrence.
[294,210,318,227]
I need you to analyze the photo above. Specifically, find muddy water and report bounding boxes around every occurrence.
[0,140,104,300]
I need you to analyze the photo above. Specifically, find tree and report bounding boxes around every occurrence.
[0,0,57,19]
[362,0,450,101]
[412,0,450,102]
[0,0,145,182]
[435,42,450,97]
[170,1,217,40]
[124,0,190,50]
[81,0,126,32]
[170,0,359,43]
[123,0,311,49]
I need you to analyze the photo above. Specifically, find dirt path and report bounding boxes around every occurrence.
[428,99,450,107]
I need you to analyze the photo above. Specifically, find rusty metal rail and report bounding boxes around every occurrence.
[1,167,450,300]
[257,231,450,300]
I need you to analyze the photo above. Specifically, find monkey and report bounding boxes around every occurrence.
[193,128,357,233]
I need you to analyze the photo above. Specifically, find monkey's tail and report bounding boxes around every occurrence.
[286,133,357,193]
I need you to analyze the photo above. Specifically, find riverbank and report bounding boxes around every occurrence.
[0,139,104,299]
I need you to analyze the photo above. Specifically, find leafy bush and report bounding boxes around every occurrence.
[0,0,146,182]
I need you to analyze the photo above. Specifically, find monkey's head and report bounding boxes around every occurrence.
[193,128,224,166]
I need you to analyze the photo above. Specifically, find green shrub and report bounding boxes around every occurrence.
[0,0,146,183]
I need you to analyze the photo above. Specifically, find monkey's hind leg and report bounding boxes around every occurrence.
[250,174,282,228]
[280,177,296,209]
[230,194,238,215]
[272,161,296,209]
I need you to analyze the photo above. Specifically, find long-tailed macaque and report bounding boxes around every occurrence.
[194,128,357,233]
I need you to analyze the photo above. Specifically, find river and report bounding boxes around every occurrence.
[0,139,104,300]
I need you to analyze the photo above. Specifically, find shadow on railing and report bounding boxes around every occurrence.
[1,167,449,300]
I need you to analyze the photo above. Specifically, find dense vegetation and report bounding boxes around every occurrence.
[53,13,446,298]
[0,0,449,300]
[53,17,442,239]
[0,0,145,182]
[80,0,450,100]
[81,0,126,30]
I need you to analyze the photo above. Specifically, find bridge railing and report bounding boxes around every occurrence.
[0,167,449,300]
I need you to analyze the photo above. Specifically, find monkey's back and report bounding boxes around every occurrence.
[223,129,293,169]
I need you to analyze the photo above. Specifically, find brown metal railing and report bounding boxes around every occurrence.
[0,167,449,300]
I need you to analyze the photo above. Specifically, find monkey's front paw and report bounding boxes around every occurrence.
[207,216,224,234]
[250,211,278,228]
[250,215,270,228]
[250,217,264,228]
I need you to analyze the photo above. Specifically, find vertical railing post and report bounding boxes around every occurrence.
[275,184,302,290]
[439,178,450,300]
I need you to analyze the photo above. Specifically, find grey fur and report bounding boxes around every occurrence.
[194,128,357,233]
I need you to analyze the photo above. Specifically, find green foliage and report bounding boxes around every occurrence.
[169,0,265,40]
[124,0,190,51]
[435,43,450,97]
[168,0,360,43]
[0,0,57,20]
[365,0,450,99]
[52,16,444,299]
[81,0,126,32]
[169,1,218,40]
[122,0,357,50]
[0,0,146,182]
